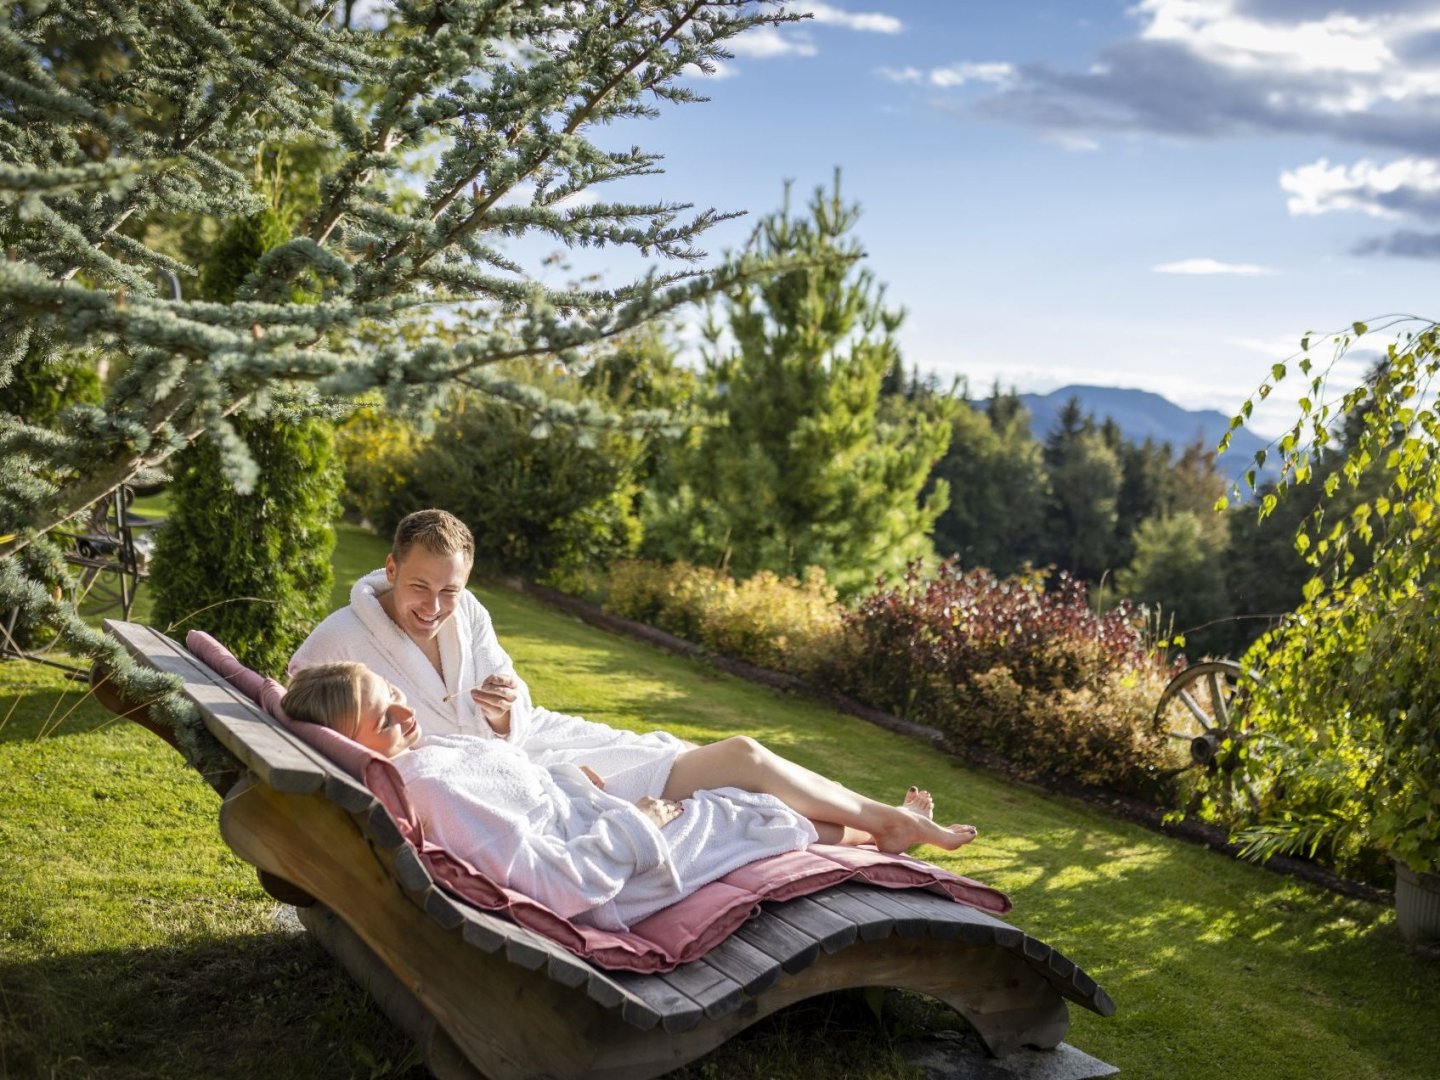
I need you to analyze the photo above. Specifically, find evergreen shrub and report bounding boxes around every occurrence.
[393,393,644,582]
[149,409,341,675]
[837,563,1173,792]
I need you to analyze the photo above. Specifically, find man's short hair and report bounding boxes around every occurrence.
[392,509,475,564]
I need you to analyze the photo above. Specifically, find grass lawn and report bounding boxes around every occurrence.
[3,523,1439,1078]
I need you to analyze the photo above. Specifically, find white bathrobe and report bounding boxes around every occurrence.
[290,570,684,802]
[396,734,818,931]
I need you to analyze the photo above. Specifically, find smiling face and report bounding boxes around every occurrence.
[380,545,471,646]
[354,669,420,758]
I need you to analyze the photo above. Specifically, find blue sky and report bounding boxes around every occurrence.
[546,0,1440,438]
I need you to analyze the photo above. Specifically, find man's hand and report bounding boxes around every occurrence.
[636,795,683,828]
[580,765,605,789]
[470,673,517,736]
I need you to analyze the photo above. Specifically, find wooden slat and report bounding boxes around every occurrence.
[421,887,466,931]
[609,970,705,1034]
[811,885,896,942]
[766,895,859,954]
[733,911,821,975]
[104,621,327,793]
[696,933,780,997]
[655,959,745,1019]
[390,844,433,894]
[361,800,406,850]
[457,908,508,954]
[324,771,378,816]
[837,886,930,937]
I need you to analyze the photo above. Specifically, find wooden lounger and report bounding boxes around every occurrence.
[98,619,1116,1080]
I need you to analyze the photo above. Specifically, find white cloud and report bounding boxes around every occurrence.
[1136,0,1396,77]
[929,62,1016,88]
[1152,257,1275,275]
[878,61,1015,88]
[684,59,737,80]
[1040,132,1101,152]
[1281,156,1440,218]
[804,3,904,34]
[877,65,923,84]
[946,1,1440,164]
[1226,333,1310,357]
[728,26,818,59]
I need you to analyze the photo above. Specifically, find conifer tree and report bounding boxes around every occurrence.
[0,1,794,744]
[1041,398,1121,582]
[930,390,1048,575]
[646,174,950,593]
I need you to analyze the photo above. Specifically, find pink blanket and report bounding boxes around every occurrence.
[189,630,1012,973]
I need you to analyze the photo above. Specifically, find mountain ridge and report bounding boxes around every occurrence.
[1005,384,1273,486]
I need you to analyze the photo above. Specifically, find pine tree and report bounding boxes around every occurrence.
[929,389,1049,575]
[1041,398,1121,582]
[647,174,951,593]
[0,1,795,746]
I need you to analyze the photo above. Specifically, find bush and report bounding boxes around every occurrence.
[334,400,423,527]
[601,557,1175,793]
[602,560,843,679]
[394,391,645,582]
[149,409,341,675]
[838,562,1172,793]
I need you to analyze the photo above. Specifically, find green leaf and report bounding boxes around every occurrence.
[1271,362,1287,381]
[1353,321,1368,336]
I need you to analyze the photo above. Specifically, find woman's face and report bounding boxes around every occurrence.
[354,670,420,758]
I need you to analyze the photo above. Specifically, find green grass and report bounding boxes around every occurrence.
[3,522,1439,1078]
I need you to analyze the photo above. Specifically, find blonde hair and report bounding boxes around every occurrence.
[392,508,474,564]
[283,662,369,740]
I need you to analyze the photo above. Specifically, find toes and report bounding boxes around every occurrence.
[948,824,978,846]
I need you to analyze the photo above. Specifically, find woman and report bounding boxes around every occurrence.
[283,662,976,931]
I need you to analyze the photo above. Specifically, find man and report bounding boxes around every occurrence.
[289,508,686,803]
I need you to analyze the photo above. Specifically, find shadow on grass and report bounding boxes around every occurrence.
[0,682,117,745]
[0,927,425,1079]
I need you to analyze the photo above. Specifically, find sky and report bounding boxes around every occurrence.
[539,0,1440,438]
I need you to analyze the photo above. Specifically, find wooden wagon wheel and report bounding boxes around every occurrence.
[1153,660,1260,812]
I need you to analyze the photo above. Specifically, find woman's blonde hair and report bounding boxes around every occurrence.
[283,662,369,739]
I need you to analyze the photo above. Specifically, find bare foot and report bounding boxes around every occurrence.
[902,786,933,819]
[870,808,979,854]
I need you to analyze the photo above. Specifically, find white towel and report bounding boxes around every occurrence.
[289,569,683,800]
[396,733,817,931]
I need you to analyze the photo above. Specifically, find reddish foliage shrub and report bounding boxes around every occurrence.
[833,562,1173,792]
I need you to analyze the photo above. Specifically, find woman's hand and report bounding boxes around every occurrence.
[470,674,517,735]
[636,795,683,828]
[580,765,605,789]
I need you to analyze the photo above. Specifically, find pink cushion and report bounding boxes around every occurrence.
[185,629,1013,973]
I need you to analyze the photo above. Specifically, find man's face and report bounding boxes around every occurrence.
[383,546,472,645]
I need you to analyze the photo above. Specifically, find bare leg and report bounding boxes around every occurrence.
[661,737,977,854]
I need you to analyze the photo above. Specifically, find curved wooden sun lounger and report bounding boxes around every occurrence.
[99,619,1115,1080]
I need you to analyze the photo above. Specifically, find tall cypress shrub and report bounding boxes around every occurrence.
[148,405,340,673]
